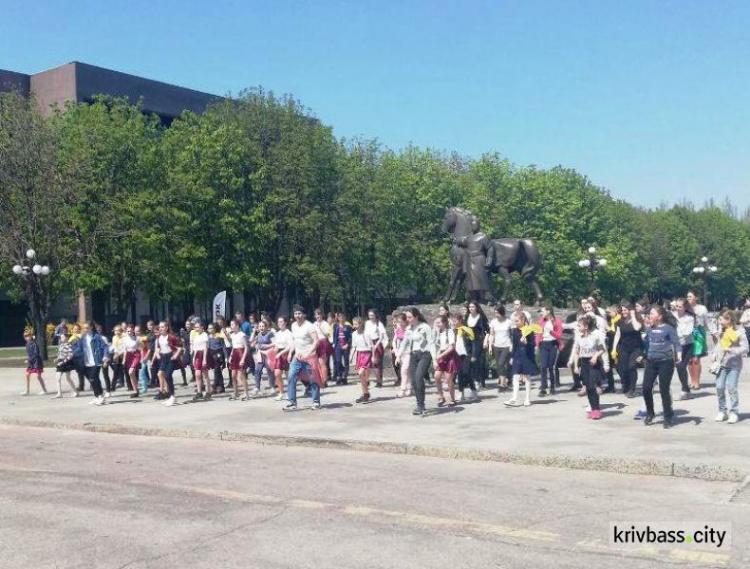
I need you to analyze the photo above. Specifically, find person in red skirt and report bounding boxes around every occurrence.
[350,317,374,404]
[123,324,142,398]
[365,309,388,388]
[313,309,333,388]
[270,316,293,401]
[154,321,183,407]
[434,316,458,406]
[226,319,249,401]
[191,319,212,401]
[22,331,48,396]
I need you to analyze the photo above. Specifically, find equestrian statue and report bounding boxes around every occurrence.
[441,207,543,304]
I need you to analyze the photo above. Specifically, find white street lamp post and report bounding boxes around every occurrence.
[10,249,52,359]
[578,246,607,291]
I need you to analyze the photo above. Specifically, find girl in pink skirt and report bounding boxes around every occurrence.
[351,317,374,404]
[123,324,142,397]
[434,316,458,406]
[226,320,249,401]
[314,309,334,388]
[270,316,293,401]
[190,319,212,401]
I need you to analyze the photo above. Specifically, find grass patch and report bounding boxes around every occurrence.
[0,346,57,364]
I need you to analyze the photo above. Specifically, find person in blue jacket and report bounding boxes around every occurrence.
[22,331,48,396]
[73,321,108,406]
[332,312,353,385]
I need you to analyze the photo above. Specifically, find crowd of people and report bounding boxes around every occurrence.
[20,294,750,426]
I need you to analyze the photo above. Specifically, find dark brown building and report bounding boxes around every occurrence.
[0,62,223,340]
[0,61,221,121]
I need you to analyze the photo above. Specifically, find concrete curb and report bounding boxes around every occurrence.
[2,417,746,483]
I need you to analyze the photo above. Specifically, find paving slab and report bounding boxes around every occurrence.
[1,365,748,481]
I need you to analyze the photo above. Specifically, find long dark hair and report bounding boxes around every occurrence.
[652,305,677,328]
[405,307,426,324]
[542,302,555,319]
[676,297,696,322]
[466,301,488,328]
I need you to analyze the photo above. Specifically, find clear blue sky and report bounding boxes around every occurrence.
[3,0,749,210]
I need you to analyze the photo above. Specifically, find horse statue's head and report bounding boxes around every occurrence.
[441,207,474,238]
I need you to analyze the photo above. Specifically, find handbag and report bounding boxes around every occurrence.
[708,360,721,376]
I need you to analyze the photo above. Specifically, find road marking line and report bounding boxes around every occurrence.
[0,467,733,565]
[669,549,730,566]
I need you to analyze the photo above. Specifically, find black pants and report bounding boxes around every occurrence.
[75,357,86,391]
[539,342,558,390]
[211,350,225,389]
[618,346,640,394]
[493,347,511,382]
[160,356,175,396]
[457,354,476,392]
[571,369,582,389]
[409,351,432,409]
[472,350,487,388]
[112,360,125,390]
[580,358,601,411]
[85,365,103,397]
[149,358,159,388]
[675,344,692,393]
[604,366,615,391]
[642,358,674,419]
[102,364,111,392]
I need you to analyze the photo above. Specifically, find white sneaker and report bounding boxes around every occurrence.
[714,411,727,422]
[104,391,111,398]
[503,398,519,407]
[71,391,79,398]
[38,390,48,396]
[727,412,739,424]
[94,396,106,406]
[470,390,480,401]
[523,400,531,407]
[251,387,261,397]
[88,398,98,405]
[164,396,176,407]
[20,391,29,396]
[274,393,284,401]
[52,393,63,399]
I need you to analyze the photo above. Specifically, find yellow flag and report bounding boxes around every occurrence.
[521,323,543,338]
[720,327,739,349]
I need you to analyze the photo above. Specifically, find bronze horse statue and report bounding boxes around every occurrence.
[441,207,543,304]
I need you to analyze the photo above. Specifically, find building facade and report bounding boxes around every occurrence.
[0,61,220,119]
[1,62,226,343]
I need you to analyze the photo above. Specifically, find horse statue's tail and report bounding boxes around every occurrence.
[519,239,542,278]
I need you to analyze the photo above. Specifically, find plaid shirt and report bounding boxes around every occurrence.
[56,342,73,364]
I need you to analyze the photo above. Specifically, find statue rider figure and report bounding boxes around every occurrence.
[454,215,496,303]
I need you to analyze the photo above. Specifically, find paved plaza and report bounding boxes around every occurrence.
[2,365,748,481]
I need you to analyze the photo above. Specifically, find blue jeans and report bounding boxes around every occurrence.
[716,367,740,414]
[287,358,320,405]
[334,344,349,381]
[539,341,558,390]
[253,357,273,389]
[138,363,149,392]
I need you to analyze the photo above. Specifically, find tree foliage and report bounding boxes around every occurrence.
[2,88,748,326]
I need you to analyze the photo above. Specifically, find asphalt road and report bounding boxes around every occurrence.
[0,425,746,569]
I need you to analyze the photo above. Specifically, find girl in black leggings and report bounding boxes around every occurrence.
[569,315,610,420]
[642,306,681,428]
[613,303,643,397]
[405,307,434,415]
[673,298,695,399]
